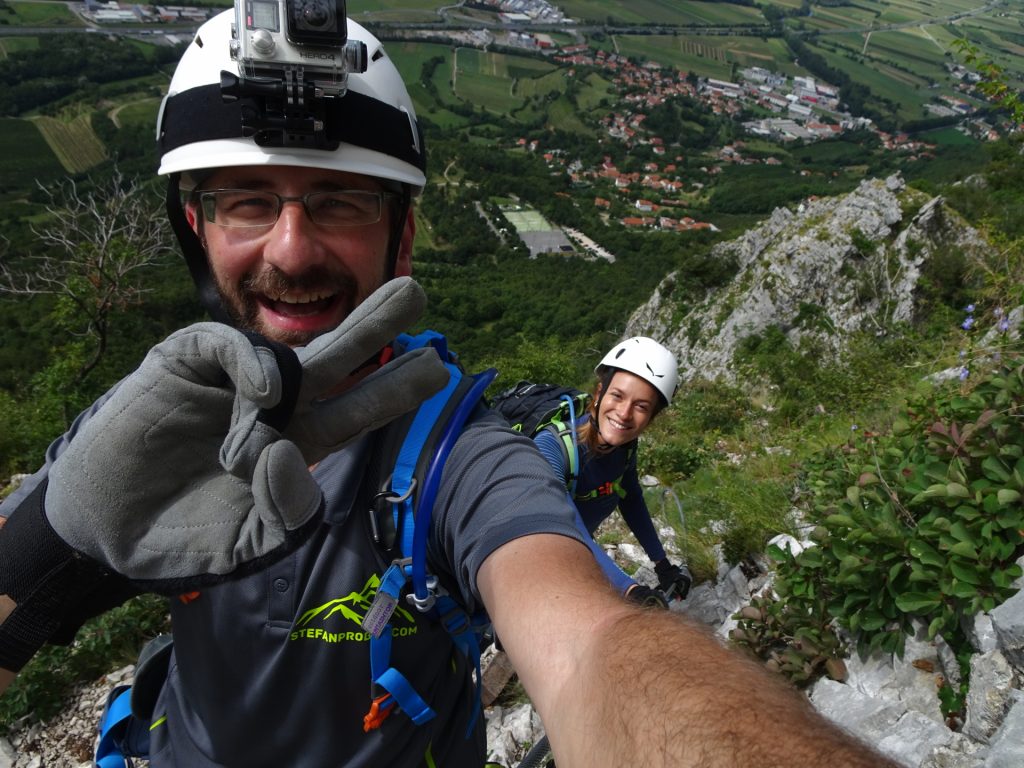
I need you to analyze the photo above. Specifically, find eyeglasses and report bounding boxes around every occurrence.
[197,189,395,228]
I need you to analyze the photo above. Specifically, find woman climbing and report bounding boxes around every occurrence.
[534,337,691,608]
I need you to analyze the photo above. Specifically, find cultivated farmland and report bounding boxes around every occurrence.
[30,113,107,175]
[558,0,765,26]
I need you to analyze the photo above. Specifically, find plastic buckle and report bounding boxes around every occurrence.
[405,573,442,613]
[363,694,394,732]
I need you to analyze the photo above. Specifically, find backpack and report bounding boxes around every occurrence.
[94,330,498,765]
[490,381,590,494]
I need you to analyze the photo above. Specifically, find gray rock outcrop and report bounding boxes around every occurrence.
[626,174,989,383]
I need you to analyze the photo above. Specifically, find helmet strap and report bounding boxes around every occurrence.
[165,174,232,325]
[592,368,616,448]
[385,186,412,279]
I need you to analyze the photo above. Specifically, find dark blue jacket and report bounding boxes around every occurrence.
[535,416,666,594]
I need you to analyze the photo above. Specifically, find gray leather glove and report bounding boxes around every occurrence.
[43,276,448,593]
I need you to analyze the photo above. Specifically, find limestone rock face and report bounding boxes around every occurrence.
[626,174,988,382]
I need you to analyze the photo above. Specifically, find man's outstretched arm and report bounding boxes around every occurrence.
[478,533,897,768]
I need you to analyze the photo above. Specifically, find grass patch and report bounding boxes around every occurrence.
[920,127,979,146]
[0,35,38,57]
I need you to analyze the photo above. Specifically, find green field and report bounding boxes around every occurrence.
[792,2,1023,95]
[616,35,728,80]
[861,28,951,83]
[0,36,38,58]
[516,68,570,101]
[6,1,82,26]
[576,72,615,111]
[615,34,800,80]
[805,38,938,121]
[762,0,805,9]
[386,41,468,129]
[347,0,445,23]
[111,98,161,129]
[921,126,979,146]
[558,0,765,26]
[546,96,596,137]
[0,118,64,189]
[953,12,1024,87]
[803,4,880,32]
[453,48,565,116]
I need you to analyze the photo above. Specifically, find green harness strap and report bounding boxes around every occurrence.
[572,444,636,502]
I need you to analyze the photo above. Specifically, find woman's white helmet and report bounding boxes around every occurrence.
[156,8,425,192]
[597,337,679,407]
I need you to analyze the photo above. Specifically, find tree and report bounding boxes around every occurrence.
[952,40,1024,123]
[0,169,173,389]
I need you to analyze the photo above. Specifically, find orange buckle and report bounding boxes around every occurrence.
[178,591,201,604]
[363,694,394,732]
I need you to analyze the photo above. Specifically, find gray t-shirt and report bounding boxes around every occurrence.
[2,404,581,767]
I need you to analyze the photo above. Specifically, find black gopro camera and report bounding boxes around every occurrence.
[285,0,347,47]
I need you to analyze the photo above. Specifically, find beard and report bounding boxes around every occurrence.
[216,263,371,347]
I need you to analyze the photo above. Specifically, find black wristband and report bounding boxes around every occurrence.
[0,479,128,671]
[240,330,303,433]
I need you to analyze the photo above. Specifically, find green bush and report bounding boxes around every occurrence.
[732,358,1024,715]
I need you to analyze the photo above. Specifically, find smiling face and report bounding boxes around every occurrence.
[186,165,413,347]
[595,371,659,448]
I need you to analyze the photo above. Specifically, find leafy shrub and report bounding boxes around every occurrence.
[732,357,1024,714]
[642,438,714,480]
[641,380,751,480]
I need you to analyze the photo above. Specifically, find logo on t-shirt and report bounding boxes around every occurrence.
[290,573,418,643]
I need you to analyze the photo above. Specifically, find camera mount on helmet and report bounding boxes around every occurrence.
[226,0,367,148]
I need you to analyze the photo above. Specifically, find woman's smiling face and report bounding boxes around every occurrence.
[596,371,659,447]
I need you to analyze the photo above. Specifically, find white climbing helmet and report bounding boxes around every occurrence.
[156,8,426,193]
[597,337,679,407]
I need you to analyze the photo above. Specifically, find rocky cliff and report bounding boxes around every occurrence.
[626,174,989,382]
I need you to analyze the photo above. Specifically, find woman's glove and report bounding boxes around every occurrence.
[626,584,669,610]
[655,559,692,601]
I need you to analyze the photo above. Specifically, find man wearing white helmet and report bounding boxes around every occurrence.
[0,8,898,768]
[535,337,692,608]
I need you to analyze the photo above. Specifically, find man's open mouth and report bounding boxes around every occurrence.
[260,290,338,317]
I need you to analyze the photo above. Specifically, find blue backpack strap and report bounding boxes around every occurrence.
[364,330,496,733]
[95,686,133,768]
